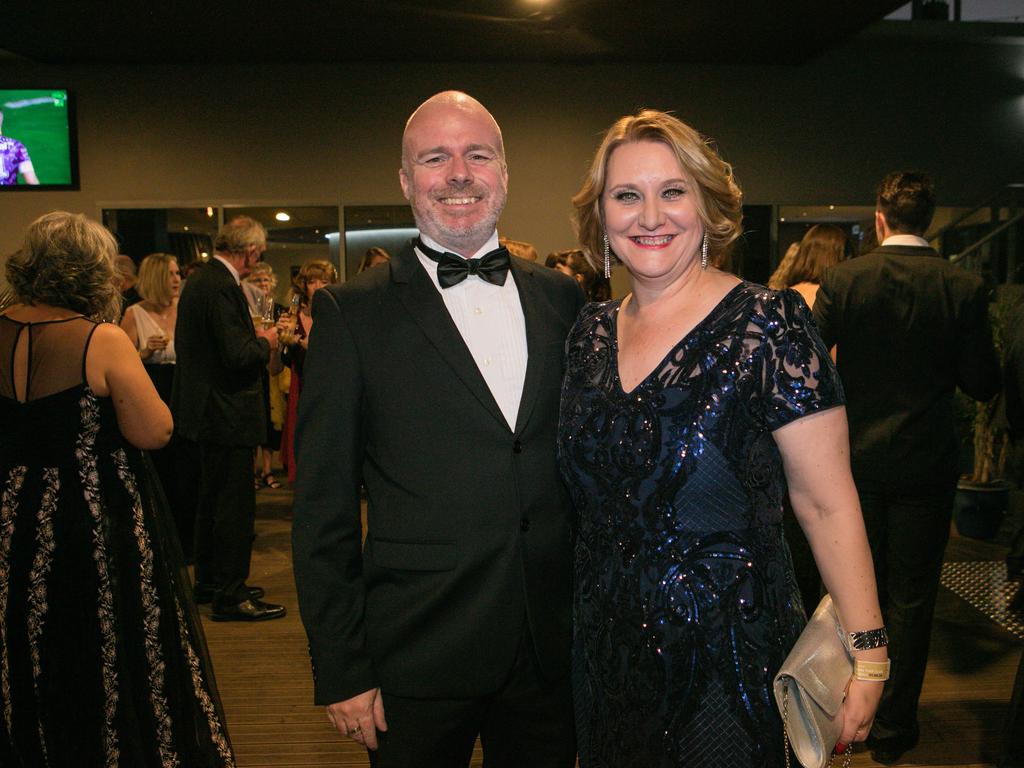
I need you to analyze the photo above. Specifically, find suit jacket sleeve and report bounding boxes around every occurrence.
[291,287,373,705]
[811,270,839,349]
[955,277,1001,402]
[210,281,270,371]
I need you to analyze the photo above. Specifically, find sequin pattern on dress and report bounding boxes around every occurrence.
[559,284,844,768]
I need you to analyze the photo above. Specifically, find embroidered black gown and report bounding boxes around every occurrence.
[558,284,844,767]
[0,315,235,767]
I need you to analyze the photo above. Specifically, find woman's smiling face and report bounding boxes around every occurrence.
[602,140,704,283]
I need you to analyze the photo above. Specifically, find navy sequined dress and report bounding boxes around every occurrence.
[558,283,844,767]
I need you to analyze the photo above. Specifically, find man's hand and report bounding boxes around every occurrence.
[256,325,279,350]
[325,687,388,750]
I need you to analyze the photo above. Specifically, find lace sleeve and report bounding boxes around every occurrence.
[759,289,845,431]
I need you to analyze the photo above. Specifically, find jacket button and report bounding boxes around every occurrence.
[513,440,523,454]
[520,518,530,532]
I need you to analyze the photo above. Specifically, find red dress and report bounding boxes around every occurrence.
[279,314,309,486]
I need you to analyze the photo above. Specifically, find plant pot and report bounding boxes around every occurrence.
[954,479,1011,540]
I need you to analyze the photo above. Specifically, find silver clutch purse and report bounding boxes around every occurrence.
[773,594,853,768]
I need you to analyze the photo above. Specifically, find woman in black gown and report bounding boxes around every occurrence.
[0,212,234,766]
[559,111,887,767]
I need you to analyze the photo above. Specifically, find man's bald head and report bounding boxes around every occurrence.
[402,91,505,174]
[398,91,509,256]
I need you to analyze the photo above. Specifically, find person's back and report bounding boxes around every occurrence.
[0,311,236,766]
[814,247,997,488]
[0,211,234,767]
[0,314,121,468]
[812,171,1000,765]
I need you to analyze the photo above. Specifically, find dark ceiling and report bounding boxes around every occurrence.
[4,1,907,66]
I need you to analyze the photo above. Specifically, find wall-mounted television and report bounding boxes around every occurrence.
[0,89,78,190]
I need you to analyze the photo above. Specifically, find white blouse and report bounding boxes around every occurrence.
[127,304,176,364]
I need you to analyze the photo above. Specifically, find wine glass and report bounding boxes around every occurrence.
[253,294,274,328]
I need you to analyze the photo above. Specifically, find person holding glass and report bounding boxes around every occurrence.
[120,252,197,557]
[121,252,180,401]
[559,110,887,767]
[244,262,287,490]
[278,258,337,486]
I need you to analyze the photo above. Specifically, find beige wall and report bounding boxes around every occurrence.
[2,21,1022,285]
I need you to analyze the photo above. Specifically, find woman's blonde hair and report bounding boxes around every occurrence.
[291,259,339,309]
[767,242,802,290]
[572,109,743,270]
[5,211,122,322]
[245,261,278,289]
[136,252,177,305]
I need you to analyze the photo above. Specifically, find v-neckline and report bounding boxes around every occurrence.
[610,282,745,396]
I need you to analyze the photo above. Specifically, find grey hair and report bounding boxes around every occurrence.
[6,211,122,322]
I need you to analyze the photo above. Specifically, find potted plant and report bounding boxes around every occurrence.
[954,288,1021,539]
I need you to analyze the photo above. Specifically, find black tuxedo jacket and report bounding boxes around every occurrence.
[813,244,1000,490]
[292,242,584,704]
[171,258,270,447]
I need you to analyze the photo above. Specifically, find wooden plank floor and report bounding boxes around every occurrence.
[199,481,1023,767]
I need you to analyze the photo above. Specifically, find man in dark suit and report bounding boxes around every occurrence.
[292,91,583,767]
[172,216,286,621]
[814,171,1001,764]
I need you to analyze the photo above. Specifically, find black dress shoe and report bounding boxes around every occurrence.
[868,732,919,765]
[193,583,265,605]
[871,746,911,765]
[209,598,286,622]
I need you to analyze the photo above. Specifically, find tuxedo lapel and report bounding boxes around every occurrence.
[510,259,548,435]
[390,243,510,431]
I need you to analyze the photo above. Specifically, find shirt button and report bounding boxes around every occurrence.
[473,307,483,315]
[520,518,530,532]
[483,357,492,366]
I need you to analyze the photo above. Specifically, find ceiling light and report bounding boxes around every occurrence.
[275,212,291,222]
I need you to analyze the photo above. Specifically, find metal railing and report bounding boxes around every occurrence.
[932,183,1024,282]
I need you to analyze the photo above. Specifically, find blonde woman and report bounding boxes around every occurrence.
[561,111,885,767]
[120,252,180,401]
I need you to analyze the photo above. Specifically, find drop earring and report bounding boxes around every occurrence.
[701,232,709,270]
[603,232,611,278]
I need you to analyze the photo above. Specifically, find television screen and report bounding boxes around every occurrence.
[0,89,78,190]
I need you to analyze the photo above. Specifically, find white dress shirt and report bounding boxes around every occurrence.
[416,232,528,431]
[881,234,931,248]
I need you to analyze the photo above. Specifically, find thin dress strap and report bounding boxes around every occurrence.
[81,321,103,384]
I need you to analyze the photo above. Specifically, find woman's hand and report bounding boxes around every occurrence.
[837,676,885,751]
[140,334,168,360]
[146,335,168,351]
[276,316,298,346]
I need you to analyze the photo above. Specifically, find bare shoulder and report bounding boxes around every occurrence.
[86,322,138,370]
[89,321,135,352]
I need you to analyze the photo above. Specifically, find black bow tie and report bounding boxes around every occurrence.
[415,238,511,289]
